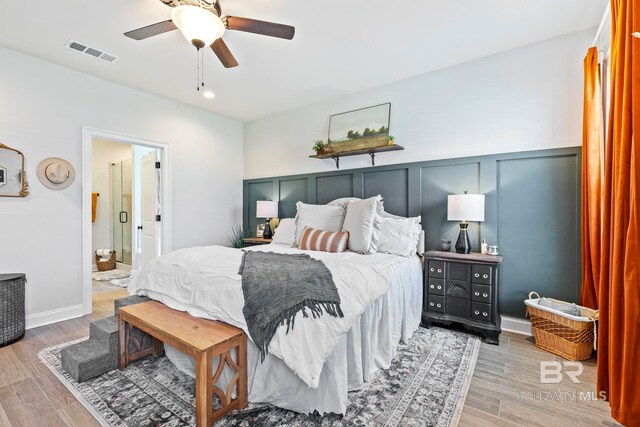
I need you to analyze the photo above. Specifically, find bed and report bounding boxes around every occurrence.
[129,198,423,415]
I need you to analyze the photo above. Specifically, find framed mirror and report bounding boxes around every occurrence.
[0,143,29,197]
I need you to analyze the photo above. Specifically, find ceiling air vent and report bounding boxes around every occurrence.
[65,40,119,63]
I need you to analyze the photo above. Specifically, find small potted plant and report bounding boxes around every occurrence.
[387,135,396,146]
[312,140,327,155]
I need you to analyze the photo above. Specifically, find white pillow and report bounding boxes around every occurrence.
[295,202,346,246]
[372,215,422,257]
[327,197,362,207]
[342,196,380,253]
[271,218,296,246]
[376,200,405,219]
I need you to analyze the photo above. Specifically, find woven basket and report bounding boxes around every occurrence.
[95,251,117,272]
[526,291,598,361]
[1,274,26,347]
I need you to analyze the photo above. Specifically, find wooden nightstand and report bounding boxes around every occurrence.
[422,250,503,344]
[242,238,273,247]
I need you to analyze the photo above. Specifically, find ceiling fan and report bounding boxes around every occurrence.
[124,0,295,69]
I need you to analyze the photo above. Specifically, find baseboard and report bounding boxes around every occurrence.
[501,315,532,336]
[25,304,85,330]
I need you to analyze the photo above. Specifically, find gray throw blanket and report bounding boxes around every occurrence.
[238,251,344,361]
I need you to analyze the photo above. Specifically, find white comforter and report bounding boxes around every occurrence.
[129,244,422,413]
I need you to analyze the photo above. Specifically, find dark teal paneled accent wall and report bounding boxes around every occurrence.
[496,155,581,317]
[364,169,409,217]
[243,147,582,318]
[316,175,353,204]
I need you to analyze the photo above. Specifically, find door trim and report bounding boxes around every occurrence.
[81,126,172,315]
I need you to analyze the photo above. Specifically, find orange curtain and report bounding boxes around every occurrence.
[597,0,640,425]
[580,47,603,310]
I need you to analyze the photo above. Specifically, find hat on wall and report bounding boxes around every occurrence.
[37,158,76,190]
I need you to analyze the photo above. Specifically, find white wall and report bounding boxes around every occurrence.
[0,47,244,327]
[244,29,593,179]
[91,139,132,261]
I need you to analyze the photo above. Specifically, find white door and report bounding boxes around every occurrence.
[141,151,160,268]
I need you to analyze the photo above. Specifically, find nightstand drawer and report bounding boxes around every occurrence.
[428,261,445,278]
[427,278,445,296]
[472,284,492,303]
[471,302,492,322]
[445,279,471,299]
[447,262,471,281]
[427,295,445,313]
[446,297,470,318]
[472,265,492,285]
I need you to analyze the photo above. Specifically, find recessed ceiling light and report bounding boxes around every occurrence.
[203,91,215,99]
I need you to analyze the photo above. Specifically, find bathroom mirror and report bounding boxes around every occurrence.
[0,143,29,197]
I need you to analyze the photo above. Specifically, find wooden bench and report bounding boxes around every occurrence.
[118,301,247,426]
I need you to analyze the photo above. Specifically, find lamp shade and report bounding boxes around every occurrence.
[256,200,278,218]
[447,194,485,222]
[171,5,225,46]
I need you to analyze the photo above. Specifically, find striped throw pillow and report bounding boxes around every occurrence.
[299,227,349,253]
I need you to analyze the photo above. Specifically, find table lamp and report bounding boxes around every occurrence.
[447,192,485,254]
[256,200,278,239]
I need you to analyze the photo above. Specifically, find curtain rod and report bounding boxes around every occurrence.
[592,4,611,47]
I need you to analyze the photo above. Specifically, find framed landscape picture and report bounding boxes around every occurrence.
[328,103,391,153]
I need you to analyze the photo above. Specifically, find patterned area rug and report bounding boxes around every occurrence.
[92,270,131,282]
[38,327,480,427]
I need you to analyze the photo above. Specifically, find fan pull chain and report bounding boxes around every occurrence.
[195,47,206,91]
[201,48,205,89]
[196,48,200,91]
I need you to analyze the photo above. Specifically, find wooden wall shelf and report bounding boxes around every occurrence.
[309,145,404,169]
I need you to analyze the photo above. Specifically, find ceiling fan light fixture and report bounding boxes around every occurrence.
[171,5,225,47]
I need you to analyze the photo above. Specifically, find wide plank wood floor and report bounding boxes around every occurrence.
[1,285,621,426]
[459,331,621,426]
[0,284,127,427]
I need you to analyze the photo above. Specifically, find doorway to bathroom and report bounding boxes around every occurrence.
[92,140,160,270]
[81,127,171,315]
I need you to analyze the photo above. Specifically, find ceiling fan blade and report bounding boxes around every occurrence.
[124,20,178,40]
[211,39,239,68]
[225,16,295,40]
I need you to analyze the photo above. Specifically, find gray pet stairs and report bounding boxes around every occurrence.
[61,295,153,382]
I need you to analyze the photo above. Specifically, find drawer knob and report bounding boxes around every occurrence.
[436,303,442,308]
[474,273,480,278]
[430,285,434,289]
[430,268,435,272]
[483,274,489,279]
[483,312,488,316]
[437,285,442,290]
[429,302,434,306]
[474,292,480,296]
[437,269,442,273]
[483,293,488,297]
[474,310,480,315]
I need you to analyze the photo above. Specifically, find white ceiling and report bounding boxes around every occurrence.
[0,0,605,122]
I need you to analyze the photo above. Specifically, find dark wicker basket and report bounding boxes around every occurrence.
[95,251,117,271]
[1,273,26,347]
